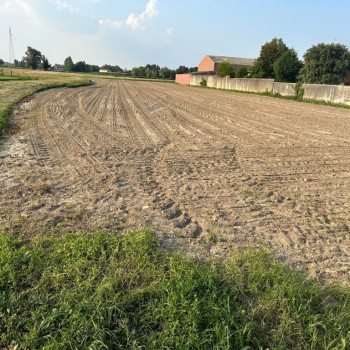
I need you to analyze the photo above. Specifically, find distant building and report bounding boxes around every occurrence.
[99,67,111,73]
[197,55,255,74]
[175,54,255,84]
[54,64,64,72]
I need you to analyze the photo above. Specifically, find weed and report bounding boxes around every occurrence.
[207,227,218,244]
[294,81,305,101]
[0,228,350,349]
[200,78,207,87]
[242,189,253,196]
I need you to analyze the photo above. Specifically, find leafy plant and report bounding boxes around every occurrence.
[301,43,350,84]
[294,81,305,101]
[273,49,303,82]
[235,66,248,78]
[250,38,288,78]
[217,61,234,77]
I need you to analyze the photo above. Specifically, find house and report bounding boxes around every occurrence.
[54,64,64,72]
[197,55,255,74]
[99,67,111,73]
[175,54,255,84]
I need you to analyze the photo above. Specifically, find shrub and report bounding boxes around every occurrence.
[235,66,248,78]
[199,78,207,87]
[217,61,234,77]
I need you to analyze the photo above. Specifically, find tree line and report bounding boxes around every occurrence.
[64,58,197,78]
[8,47,198,80]
[6,40,350,85]
[217,38,350,85]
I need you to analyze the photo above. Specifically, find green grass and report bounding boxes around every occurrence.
[0,76,21,81]
[1,227,350,349]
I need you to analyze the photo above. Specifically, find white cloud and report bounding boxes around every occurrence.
[99,0,159,30]
[98,19,123,29]
[56,1,81,14]
[0,0,43,26]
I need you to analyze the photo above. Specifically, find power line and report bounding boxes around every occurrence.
[9,26,15,64]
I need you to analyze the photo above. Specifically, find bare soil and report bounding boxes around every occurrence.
[1,79,350,284]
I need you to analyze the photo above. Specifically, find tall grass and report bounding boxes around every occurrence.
[1,228,349,349]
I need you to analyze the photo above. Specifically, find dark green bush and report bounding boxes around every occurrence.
[200,78,207,87]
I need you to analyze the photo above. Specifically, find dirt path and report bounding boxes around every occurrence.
[1,79,350,284]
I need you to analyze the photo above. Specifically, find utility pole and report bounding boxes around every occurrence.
[9,26,15,65]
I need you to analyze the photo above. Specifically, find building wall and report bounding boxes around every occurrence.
[175,74,191,85]
[273,82,296,96]
[190,74,350,106]
[303,84,350,105]
[198,56,215,72]
[191,75,274,93]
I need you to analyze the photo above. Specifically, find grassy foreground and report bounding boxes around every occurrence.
[1,228,349,349]
[0,68,90,133]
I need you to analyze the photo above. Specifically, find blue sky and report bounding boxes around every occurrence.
[1,0,350,69]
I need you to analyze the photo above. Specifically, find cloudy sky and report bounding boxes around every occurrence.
[0,0,349,69]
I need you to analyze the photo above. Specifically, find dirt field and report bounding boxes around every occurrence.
[1,79,350,284]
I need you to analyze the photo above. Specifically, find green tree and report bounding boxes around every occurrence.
[175,65,188,74]
[40,55,51,71]
[23,46,42,70]
[250,38,288,78]
[131,67,139,77]
[88,65,99,73]
[273,49,303,82]
[235,66,248,78]
[114,65,123,73]
[217,61,234,77]
[73,61,88,72]
[138,66,146,77]
[159,67,171,79]
[301,43,350,85]
[0,58,4,65]
[14,59,25,67]
[64,56,74,72]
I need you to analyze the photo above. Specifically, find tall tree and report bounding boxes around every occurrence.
[217,61,234,77]
[159,67,171,79]
[14,59,25,67]
[114,65,123,73]
[64,56,74,72]
[0,58,4,65]
[250,38,288,78]
[301,43,350,85]
[41,55,51,71]
[273,49,303,82]
[23,46,42,70]
[175,65,188,74]
[88,65,99,73]
[73,61,88,72]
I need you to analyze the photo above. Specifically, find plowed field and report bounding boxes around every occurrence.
[1,79,350,284]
